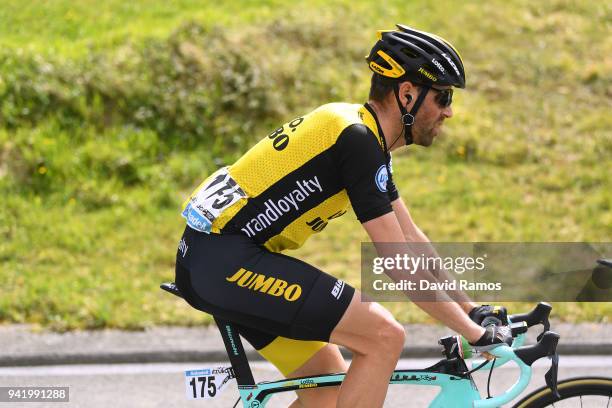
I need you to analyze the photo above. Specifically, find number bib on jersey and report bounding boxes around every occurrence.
[181,167,246,233]
[184,366,234,399]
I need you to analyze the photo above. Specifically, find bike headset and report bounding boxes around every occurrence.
[366,24,466,146]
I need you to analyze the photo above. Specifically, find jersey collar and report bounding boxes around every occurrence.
[363,102,390,154]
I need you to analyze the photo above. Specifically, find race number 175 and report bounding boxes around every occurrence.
[189,376,216,398]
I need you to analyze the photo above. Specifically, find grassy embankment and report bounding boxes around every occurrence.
[0,0,610,330]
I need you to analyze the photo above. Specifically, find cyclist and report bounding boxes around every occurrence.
[175,24,510,408]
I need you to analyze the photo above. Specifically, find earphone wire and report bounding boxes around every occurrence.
[387,99,410,154]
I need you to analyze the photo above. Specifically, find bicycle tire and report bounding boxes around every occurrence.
[512,376,612,407]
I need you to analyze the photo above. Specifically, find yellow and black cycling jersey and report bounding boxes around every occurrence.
[182,102,399,253]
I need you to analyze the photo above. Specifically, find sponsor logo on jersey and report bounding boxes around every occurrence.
[375,165,389,192]
[306,210,347,232]
[226,268,302,302]
[331,279,345,300]
[178,238,188,257]
[306,216,327,232]
[240,176,323,238]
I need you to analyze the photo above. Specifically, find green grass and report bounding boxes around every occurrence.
[0,0,297,57]
[0,0,610,330]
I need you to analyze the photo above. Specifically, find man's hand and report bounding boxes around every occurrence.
[468,305,510,360]
[469,325,513,355]
[468,305,508,327]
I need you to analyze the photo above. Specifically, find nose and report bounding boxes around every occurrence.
[443,105,453,119]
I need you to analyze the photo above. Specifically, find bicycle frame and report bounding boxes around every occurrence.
[236,344,532,408]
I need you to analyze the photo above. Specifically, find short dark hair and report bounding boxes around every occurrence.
[368,74,396,102]
[368,74,424,103]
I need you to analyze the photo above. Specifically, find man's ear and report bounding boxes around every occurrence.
[399,81,416,106]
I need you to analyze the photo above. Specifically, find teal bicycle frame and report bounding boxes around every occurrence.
[231,307,559,408]
[237,342,532,408]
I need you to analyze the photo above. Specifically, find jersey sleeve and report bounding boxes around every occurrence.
[386,157,400,202]
[333,124,396,223]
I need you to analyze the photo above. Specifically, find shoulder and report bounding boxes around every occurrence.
[309,103,368,134]
[309,103,384,148]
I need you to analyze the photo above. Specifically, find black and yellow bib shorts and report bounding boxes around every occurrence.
[175,226,355,376]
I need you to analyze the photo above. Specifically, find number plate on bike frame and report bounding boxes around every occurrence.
[182,167,246,233]
[184,366,235,400]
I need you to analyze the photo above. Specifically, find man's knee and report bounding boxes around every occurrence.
[367,314,406,356]
[331,294,406,357]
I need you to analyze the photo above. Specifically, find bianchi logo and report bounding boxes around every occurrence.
[375,165,389,192]
[240,176,323,237]
[331,279,345,300]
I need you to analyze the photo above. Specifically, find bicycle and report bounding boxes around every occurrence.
[161,259,612,407]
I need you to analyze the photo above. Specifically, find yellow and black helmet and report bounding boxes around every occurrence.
[366,24,466,88]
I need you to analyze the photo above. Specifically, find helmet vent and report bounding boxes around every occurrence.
[375,58,393,70]
[400,48,418,59]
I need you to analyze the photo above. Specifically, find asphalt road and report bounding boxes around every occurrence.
[1,356,610,408]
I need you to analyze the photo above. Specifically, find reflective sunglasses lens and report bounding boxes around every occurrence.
[436,89,453,107]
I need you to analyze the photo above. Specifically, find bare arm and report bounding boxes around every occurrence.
[390,197,429,243]
[391,197,478,313]
[362,211,484,343]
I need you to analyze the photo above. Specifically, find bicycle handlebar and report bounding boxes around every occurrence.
[509,302,551,333]
[467,304,561,406]
[471,331,560,407]
[514,330,560,366]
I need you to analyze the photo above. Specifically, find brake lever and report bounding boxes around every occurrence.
[537,314,551,342]
[509,303,552,342]
[545,352,560,399]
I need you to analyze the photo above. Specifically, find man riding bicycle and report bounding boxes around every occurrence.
[175,24,511,408]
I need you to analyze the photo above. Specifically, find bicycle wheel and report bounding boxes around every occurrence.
[513,376,612,407]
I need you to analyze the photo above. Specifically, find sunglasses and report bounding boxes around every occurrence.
[431,87,453,108]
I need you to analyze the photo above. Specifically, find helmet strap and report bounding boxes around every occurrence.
[393,82,430,145]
